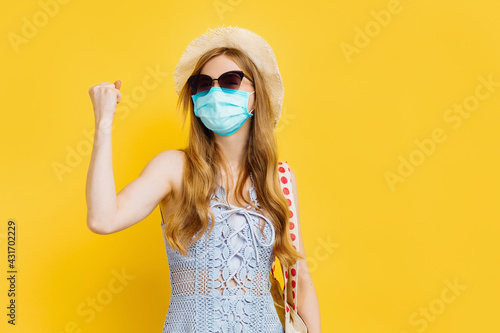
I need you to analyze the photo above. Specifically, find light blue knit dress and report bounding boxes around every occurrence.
[160,173,285,333]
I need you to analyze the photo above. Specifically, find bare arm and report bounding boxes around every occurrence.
[86,146,178,234]
[290,166,322,332]
[85,80,179,234]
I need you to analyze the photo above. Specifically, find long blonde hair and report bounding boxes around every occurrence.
[163,47,304,268]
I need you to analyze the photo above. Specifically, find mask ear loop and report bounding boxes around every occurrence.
[249,91,256,114]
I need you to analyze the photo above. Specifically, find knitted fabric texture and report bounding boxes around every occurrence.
[174,25,285,128]
[160,174,285,332]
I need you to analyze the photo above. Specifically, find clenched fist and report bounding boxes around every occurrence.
[88,80,122,123]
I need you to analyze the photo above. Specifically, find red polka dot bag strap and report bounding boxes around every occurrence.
[270,161,308,332]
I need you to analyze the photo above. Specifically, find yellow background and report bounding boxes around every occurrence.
[1,0,499,332]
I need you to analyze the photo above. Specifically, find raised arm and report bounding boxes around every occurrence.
[85,80,180,234]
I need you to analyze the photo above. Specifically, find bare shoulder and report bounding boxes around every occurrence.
[288,165,298,191]
[155,150,185,224]
[286,162,300,201]
[150,149,185,202]
[153,149,185,165]
[283,161,297,184]
[152,149,185,186]
[288,163,296,180]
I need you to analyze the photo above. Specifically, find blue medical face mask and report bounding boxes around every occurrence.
[191,87,255,137]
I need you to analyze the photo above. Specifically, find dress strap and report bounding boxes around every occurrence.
[249,170,255,188]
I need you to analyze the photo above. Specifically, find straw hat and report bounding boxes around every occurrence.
[173,25,284,128]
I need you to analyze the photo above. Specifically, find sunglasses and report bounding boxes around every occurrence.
[188,70,253,95]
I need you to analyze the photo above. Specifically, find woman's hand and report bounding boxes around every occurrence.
[88,80,122,123]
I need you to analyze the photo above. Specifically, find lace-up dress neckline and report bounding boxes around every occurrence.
[161,171,284,332]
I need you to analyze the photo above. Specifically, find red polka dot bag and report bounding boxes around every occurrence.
[269,161,308,332]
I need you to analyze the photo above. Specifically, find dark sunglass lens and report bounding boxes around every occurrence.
[219,73,242,90]
[188,77,198,95]
[189,75,211,95]
[195,76,213,94]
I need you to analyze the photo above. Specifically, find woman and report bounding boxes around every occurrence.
[86,26,321,332]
